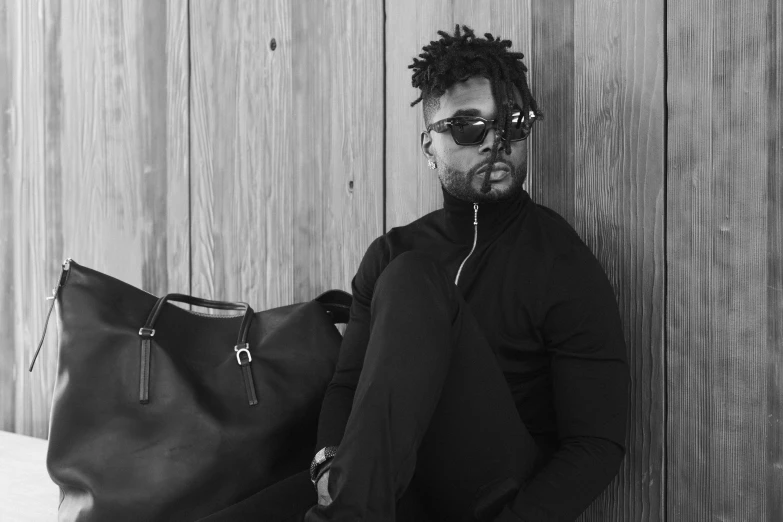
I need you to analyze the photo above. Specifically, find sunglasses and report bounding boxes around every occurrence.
[427,107,538,146]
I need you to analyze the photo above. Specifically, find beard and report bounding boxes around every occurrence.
[437,157,527,203]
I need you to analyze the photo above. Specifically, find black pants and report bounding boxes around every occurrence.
[201,252,542,522]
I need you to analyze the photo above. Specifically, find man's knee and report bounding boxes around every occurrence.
[374,251,451,297]
[370,252,458,322]
[369,250,460,343]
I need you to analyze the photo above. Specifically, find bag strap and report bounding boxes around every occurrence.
[314,289,352,324]
[139,294,257,406]
[29,259,72,372]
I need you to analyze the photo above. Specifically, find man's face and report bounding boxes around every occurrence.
[420,75,528,203]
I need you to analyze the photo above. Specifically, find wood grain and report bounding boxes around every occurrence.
[767,4,783,520]
[385,0,532,229]
[667,0,783,519]
[290,0,384,301]
[2,0,189,437]
[189,0,294,309]
[573,0,666,520]
[0,0,18,432]
[0,2,777,520]
[189,0,383,312]
[530,0,575,222]
[8,0,49,438]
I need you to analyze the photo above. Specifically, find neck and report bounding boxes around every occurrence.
[441,185,529,244]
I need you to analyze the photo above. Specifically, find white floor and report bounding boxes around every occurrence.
[0,430,58,521]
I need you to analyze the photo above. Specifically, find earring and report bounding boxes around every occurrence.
[427,159,437,170]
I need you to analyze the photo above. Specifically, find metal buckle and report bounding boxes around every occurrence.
[138,327,156,337]
[235,343,252,365]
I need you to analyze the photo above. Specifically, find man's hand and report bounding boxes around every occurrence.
[316,469,333,506]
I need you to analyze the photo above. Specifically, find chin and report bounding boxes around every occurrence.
[475,182,521,201]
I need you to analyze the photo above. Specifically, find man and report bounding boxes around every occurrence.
[202,24,628,522]
[304,24,629,521]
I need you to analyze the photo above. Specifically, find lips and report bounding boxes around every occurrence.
[476,164,510,185]
[476,162,510,175]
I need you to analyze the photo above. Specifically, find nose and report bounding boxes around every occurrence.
[478,126,503,154]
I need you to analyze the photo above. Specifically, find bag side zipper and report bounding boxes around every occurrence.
[30,258,72,371]
[454,203,479,286]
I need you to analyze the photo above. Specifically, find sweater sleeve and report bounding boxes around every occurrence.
[315,237,390,452]
[505,241,630,521]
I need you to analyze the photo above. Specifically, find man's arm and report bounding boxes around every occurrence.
[314,237,390,452]
[503,241,630,521]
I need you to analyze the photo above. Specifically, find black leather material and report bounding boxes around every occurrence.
[38,259,350,522]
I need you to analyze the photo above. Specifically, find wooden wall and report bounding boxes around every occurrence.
[1,0,191,437]
[667,0,783,519]
[1,0,780,520]
[0,0,382,437]
[188,0,383,309]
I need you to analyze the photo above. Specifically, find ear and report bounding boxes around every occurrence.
[420,130,436,161]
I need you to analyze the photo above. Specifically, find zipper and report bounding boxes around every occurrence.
[454,203,479,286]
[29,258,72,371]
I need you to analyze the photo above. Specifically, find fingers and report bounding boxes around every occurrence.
[317,471,333,506]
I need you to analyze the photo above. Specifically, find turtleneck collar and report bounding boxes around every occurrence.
[441,185,531,245]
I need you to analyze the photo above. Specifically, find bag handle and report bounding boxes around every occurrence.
[30,261,349,406]
[314,289,352,324]
[138,294,257,406]
[141,293,255,346]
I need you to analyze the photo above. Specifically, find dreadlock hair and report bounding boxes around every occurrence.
[409,24,543,194]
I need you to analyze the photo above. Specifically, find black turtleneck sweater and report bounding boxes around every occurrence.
[316,187,629,521]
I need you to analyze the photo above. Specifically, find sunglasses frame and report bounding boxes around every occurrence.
[426,107,538,146]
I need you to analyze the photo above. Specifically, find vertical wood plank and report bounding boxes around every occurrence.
[5,0,189,438]
[573,0,666,520]
[190,0,384,312]
[163,0,191,288]
[10,0,48,437]
[529,0,575,222]
[767,3,783,519]
[667,0,783,518]
[385,0,531,229]
[290,0,384,301]
[47,0,189,290]
[0,0,17,431]
[190,0,294,308]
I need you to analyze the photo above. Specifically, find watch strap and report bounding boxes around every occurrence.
[310,445,338,484]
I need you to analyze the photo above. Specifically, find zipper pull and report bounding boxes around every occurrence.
[29,258,72,372]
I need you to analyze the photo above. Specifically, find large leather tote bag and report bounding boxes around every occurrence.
[30,258,351,522]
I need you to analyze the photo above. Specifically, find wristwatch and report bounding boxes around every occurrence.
[309,446,338,485]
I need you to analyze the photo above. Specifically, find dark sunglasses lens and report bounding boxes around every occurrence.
[450,119,486,145]
[507,111,530,141]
